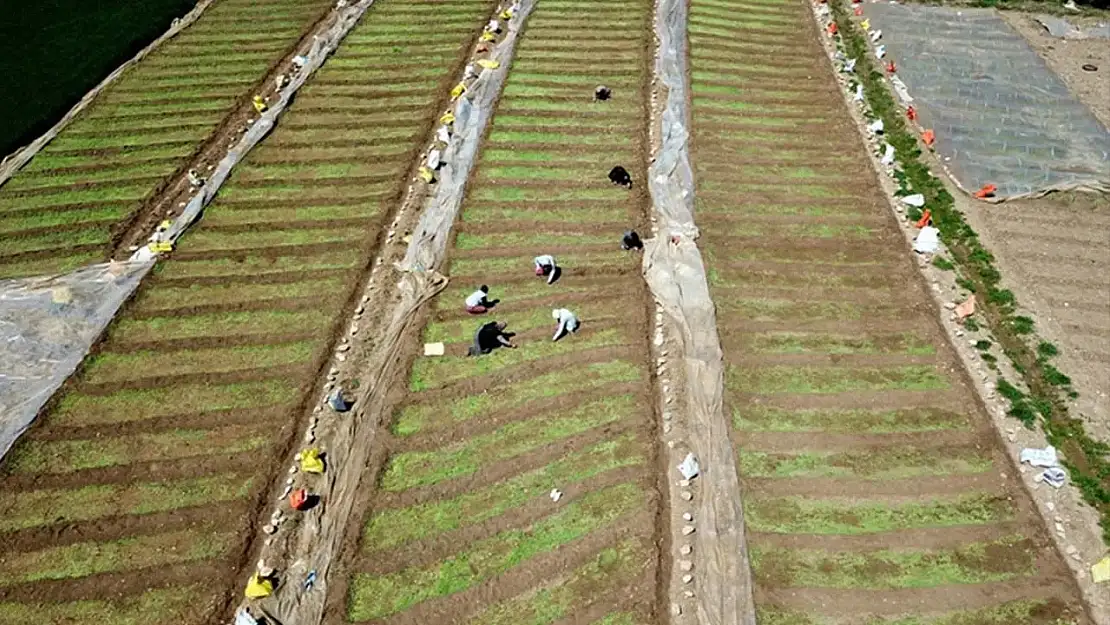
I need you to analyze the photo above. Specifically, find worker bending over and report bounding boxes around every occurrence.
[468,321,516,356]
[552,308,579,342]
[464,285,497,314]
[534,254,558,285]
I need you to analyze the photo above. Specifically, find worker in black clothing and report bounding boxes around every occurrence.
[467,321,516,356]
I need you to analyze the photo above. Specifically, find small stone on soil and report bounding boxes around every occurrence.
[663,423,672,434]
[680,479,690,487]
[680,491,693,501]
[263,524,276,535]
[683,590,694,599]
[679,560,693,572]
[683,512,693,522]
[671,603,681,616]
[682,525,695,535]
[680,544,692,555]
[289,465,298,474]
[682,574,693,584]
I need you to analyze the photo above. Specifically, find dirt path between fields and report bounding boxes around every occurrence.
[235,4,534,623]
[644,0,756,623]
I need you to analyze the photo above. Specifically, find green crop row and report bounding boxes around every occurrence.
[0,1,497,622]
[0,0,333,279]
[830,0,1109,544]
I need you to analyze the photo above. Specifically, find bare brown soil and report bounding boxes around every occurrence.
[1005,11,1110,129]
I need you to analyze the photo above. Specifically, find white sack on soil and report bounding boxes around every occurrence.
[1021,445,1060,467]
[913,225,940,254]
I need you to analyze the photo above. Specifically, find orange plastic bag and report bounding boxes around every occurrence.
[827,22,838,35]
[290,488,309,510]
[974,184,997,199]
[906,106,916,121]
[914,209,932,228]
[922,129,935,147]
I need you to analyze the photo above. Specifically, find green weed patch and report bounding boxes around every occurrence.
[111,309,331,343]
[752,537,1035,588]
[53,379,298,427]
[365,437,643,550]
[0,586,204,625]
[382,395,635,491]
[735,405,969,433]
[730,365,948,395]
[347,484,642,620]
[84,341,315,383]
[7,424,272,474]
[0,474,254,532]
[746,331,934,356]
[463,540,648,625]
[747,494,1012,534]
[410,328,627,390]
[396,361,640,436]
[739,446,992,479]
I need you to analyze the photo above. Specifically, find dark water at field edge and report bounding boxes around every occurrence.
[0,0,198,159]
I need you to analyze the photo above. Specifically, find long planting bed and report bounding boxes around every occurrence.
[0,1,496,622]
[686,0,1089,623]
[0,0,332,280]
[334,1,664,623]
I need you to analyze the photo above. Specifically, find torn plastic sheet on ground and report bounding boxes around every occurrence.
[645,0,756,623]
[255,4,534,624]
[0,0,376,461]
[0,261,152,457]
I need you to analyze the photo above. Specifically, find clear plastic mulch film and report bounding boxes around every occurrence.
[0,0,377,460]
[645,0,757,624]
[862,3,1110,200]
[0,261,152,457]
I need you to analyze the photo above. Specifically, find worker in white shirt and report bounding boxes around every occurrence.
[533,254,558,285]
[552,308,579,342]
[464,285,497,314]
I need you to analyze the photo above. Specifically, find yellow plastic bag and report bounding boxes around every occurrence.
[450,82,467,100]
[149,241,174,254]
[479,31,496,42]
[440,112,455,125]
[418,166,435,184]
[244,574,273,598]
[861,18,871,31]
[1093,556,1110,584]
[499,8,513,19]
[156,219,171,232]
[252,95,268,114]
[300,448,325,474]
[477,59,500,70]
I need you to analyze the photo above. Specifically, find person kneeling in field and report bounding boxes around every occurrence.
[552,308,579,342]
[533,254,559,285]
[468,321,516,356]
[464,285,497,314]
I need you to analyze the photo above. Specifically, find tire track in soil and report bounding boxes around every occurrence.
[688,0,1089,622]
[0,0,500,620]
[327,0,666,622]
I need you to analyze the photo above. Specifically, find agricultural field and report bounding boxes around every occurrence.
[0,0,496,621]
[686,0,1089,623]
[335,0,663,622]
[0,0,333,280]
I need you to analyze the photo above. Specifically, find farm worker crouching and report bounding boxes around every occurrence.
[552,308,579,342]
[464,285,498,314]
[621,230,643,251]
[534,254,558,285]
[468,321,516,356]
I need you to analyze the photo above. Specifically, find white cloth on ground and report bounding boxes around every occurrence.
[913,226,940,254]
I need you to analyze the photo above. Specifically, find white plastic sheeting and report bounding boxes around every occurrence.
[644,0,757,623]
[0,261,152,457]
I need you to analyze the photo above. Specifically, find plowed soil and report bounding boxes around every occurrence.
[328,1,666,623]
[687,0,1090,623]
[0,0,495,622]
[0,0,335,280]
